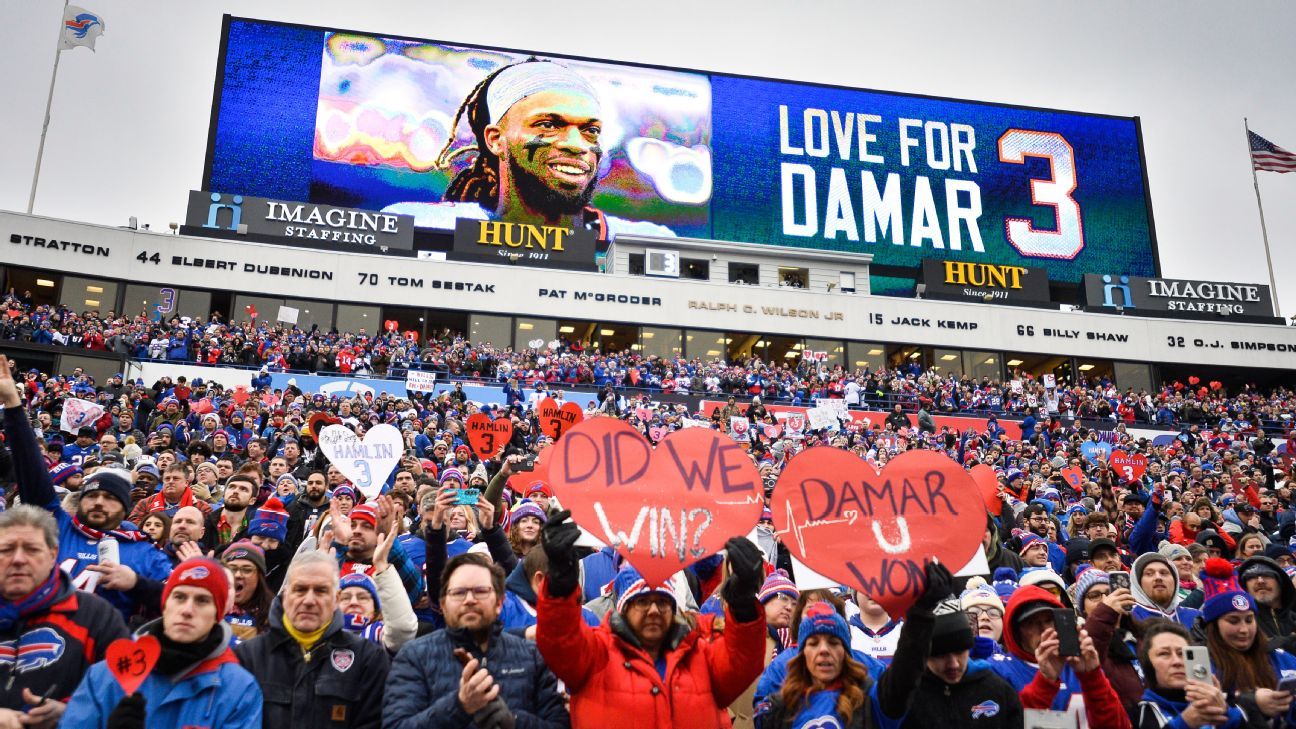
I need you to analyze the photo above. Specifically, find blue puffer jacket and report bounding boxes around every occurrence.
[61,622,262,729]
[382,622,568,729]
[1135,687,1246,728]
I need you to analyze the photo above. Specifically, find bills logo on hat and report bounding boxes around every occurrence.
[331,648,355,673]
[971,701,1000,718]
[178,565,210,581]
[1233,594,1251,611]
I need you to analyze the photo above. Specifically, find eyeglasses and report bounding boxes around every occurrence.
[227,565,258,577]
[965,606,1003,620]
[626,596,675,613]
[445,586,494,602]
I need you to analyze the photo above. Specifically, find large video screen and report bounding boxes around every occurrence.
[205,17,1159,283]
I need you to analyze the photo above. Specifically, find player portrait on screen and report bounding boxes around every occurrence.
[383,60,675,240]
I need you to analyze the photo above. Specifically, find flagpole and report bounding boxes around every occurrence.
[27,0,69,215]
[1244,117,1282,318]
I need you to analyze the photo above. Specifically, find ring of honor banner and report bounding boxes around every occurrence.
[205,16,1158,284]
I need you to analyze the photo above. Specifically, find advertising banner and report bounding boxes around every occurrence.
[268,372,408,399]
[205,17,1157,283]
[1083,274,1275,318]
[921,259,1051,305]
[183,190,414,250]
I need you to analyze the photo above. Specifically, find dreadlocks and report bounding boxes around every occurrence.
[435,58,544,212]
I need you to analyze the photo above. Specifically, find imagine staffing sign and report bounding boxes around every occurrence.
[1083,274,1274,318]
[183,190,414,251]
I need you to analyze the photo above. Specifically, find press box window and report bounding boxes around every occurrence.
[681,258,710,281]
[628,253,645,276]
[729,262,759,285]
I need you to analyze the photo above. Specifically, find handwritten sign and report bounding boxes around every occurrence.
[549,417,763,587]
[305,411,341,439]
[106,635,161,696]
[771,449,984,616]
[405,370,438,393]
[538,398,584,439]
[1061,466,1085,490]
[318,423,402,499]
[466,413,513,459]
[60,398,104,434]
[1109,450,1147,482]
[806,407,838,431]
[968,463,1003,516]
[1080,440,1113,465]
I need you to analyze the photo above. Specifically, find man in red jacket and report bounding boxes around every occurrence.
[536,510,767,728]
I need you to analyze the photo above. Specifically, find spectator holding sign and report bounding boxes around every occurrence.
[0,355,172,621]
[62,557,262,729]
[537,510,767,729]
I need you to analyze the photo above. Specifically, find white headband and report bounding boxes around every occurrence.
[486,61,600,126]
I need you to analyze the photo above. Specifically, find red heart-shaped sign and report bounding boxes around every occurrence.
[1060,466,1085,490]
[648,426,667,442]
[763,424,782,439]
[1188,376,1200,386]
[1109,450,1147,482]
[772,449,984,616]
[231,386,250,406]
[106,635,161,696]
[305,411,341,439]
[466,413,513,459]
[1209,380,1223,392]
[537,398,584,439]
[968,464,1002,516]
[549,418,763,587]
[384,319,399,332]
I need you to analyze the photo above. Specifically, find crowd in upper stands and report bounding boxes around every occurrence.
[5,292,1296,431]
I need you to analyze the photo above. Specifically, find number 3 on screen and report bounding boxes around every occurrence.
[997,130,1085,260]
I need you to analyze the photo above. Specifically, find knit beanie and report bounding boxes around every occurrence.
[930,601,976,656]
[758,570,799,604]
[1019,533,1048,556]
[991,567,1019,603]
[1200,558,1256,623]
[1071,567,1110,608]
[349,503,379,529]
[440,467,464,485]
[339,572,382,612]
[509,500,547,526]
[163,558,231,616]
[613,566,677,613]
[221,541,267,576]
[1158,542,1192,561]
[332,485,358,503]
[247,497,289,543]
[50,463,82,487]
[81,469,133,510]
[797,602,851,648]
[960,584,1005,613]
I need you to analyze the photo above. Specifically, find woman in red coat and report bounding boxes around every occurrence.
[537,510,768,729]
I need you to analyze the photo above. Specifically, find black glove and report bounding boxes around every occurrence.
[106,692,146,729]
[541,509,581,598]
[720,537,765,622]
[473,697,517,729]
[911,560,954,615]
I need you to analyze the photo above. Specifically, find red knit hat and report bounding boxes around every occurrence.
[350,503,379,529]
[163,557,231,616]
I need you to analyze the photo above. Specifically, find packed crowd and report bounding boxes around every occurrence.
[1,346,1296,726]
[5,292,1296,428]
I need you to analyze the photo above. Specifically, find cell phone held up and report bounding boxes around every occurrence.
[514,455,536,472]
[1184,646,1212,683]
[450,488,481,506]
[1109,572,1131,592]
[1052,609,1081,658]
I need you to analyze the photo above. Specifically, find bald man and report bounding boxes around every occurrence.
[166,506,208,565]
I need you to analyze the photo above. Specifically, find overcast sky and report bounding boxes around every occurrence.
[2,1,1294,313]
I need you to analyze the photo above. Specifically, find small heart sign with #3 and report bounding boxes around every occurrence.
[318,424,403,499]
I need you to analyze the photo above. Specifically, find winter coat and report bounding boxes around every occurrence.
[62,622,262,729]
[1134,687,1246,729]
[989,585,1132,729]
[382,621,569,729]
[899,661,1023,729]
[1082,601,1145,717]
[6,407,172,620]
[234,599,390,729]
[536,577,767,729]
[0,571,127,709]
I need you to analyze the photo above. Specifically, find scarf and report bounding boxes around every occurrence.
[0,569,67,633]
[144,621,226,678]
[69,514,147,543]
[145,487,195,514]
[284,619,328,656]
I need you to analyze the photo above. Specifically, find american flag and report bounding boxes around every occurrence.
[1250,130,1296,173]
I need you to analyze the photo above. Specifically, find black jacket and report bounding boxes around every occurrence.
[234,598,390,728]
[382,621,568,729]
[0,572,128,708]
[899,663,1023,728]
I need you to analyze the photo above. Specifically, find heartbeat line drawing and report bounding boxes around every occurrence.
[778,500,913,557]
[714,492,764,506]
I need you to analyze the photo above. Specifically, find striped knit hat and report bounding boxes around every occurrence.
[757,570,799,603]
[613,566,676,613]
[1200,558,1255,623]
